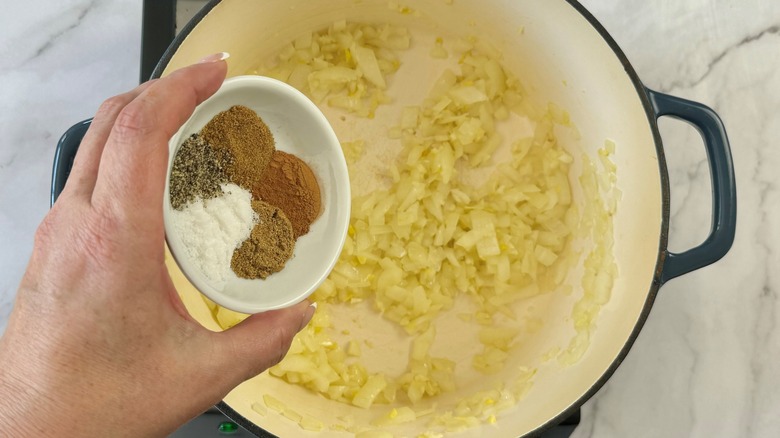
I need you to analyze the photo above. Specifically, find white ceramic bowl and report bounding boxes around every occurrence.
[163,76,350,314]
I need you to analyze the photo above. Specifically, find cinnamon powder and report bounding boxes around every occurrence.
[254,151,321,239]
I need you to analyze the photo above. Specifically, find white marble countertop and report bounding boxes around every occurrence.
[0,1,777,437]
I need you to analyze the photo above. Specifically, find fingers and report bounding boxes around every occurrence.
[91,59,227,215]
[209,301,316,385]
[62,81,157,201]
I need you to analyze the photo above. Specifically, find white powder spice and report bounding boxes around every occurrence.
[170,183,258,283]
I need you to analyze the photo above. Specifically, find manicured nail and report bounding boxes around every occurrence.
[299,302,317,331]
[198,52,230,63]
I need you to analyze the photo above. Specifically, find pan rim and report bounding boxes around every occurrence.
[152,1,670,436]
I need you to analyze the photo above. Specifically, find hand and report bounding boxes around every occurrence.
[0,55,315,437]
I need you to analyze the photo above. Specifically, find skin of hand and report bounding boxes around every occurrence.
[0,55,315,437]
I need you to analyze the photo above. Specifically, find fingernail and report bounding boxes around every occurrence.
[198,52,230,63]
[299,302,317,331]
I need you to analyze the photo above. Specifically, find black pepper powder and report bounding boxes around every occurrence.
[169,133,234,210]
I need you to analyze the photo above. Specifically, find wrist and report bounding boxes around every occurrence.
[0,324,86,437]
[0,362,61,437]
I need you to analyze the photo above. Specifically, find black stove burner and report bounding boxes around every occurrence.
[141,0,176,82]
[141,1,582,436]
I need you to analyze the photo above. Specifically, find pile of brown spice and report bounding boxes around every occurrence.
[254,151,322,239]
[231,200,296,279]
[169,104,322,281]
[202,105,275,189]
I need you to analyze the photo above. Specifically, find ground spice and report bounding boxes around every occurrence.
[231,200,296,279]
[169,134,233,210]
[201,105,275,189]
[169,105,322,281]
[253,151,322,239]
[171,183,257,283]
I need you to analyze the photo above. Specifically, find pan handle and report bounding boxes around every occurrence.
[646,89,737,284]
[51,119,91,207]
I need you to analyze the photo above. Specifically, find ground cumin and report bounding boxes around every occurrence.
[254,151,321,239]
[201,105,275,188]
[231,200,295,279]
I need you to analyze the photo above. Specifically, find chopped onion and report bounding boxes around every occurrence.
[559,141,620,366]
[262,22,408,118]
[204,20,619,435]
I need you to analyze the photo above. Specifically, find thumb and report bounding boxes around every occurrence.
[209,301,316,386]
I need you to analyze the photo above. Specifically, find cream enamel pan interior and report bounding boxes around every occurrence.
[154,0,688,436]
